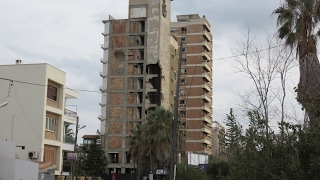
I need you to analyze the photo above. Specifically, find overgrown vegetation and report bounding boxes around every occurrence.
[206,109,320,180]
[75,138,108,177]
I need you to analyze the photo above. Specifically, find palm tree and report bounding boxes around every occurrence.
[129,122,148,176]
[273,0,320,123]
[65,124,74,137]
[144,107,173,170]
[130,107,173,174]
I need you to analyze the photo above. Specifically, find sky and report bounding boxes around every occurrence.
[0,0,302,141]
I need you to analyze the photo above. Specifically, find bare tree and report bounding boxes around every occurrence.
[231,30,299,134]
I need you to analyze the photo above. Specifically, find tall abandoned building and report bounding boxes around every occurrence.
[171,14,213,155]
[99,0,177,174]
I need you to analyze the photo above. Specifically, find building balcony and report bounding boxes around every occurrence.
[202,18,211,32]
[202,127,212,135]
[202,41,212,52]
[202,114,212,124]
[64,109,77,124]
[202,30,212,42]
[202,72,211,81]
[62,136,75,151]
[201,138,211,145]
[203,61,212,72]
[202,92,211,102]
[202,103,212,113]
[202,82,211,92]
[201,52,211,60]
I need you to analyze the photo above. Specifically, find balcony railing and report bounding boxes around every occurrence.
[63,136,75,144]
[65,109,77,118]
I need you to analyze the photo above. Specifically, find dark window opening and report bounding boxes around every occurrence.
[47,85,57,101]
[109,153,119,163]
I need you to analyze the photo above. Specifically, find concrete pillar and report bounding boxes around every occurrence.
[77,176,85,180]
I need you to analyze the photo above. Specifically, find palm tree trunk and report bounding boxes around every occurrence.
[297,53,320,124]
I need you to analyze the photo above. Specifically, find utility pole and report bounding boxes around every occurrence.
[170,40,183,180]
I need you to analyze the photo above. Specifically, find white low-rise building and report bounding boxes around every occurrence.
[0,61,78,177]
[0,141,38,180]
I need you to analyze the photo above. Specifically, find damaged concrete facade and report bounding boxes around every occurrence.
[171,14,213,155]
[99,0,176,174]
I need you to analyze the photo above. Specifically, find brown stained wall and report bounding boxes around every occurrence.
[186,35,203,44]
[127,93,137,104]
[186,66,202,74]
[187,24,204,33]
[129,22,141,33]
[185,77,203,87]
[110,94,124,105]
[113,21,127,34]
[126,122,136,134]
[108,122,123,134]
[182,88,202,96]
[186,46,203,54]
[111,50,126,62]
[187,109,202,118]
[127,78,136,90]
[186,131,202,139]
[110,78,125,90]
[109,107,123,119]
[108,136,122,149]
[127,65,138,75]
[186,142,202,151]
[187,99,202,107]
[128,36,140,47]
[186,56,202,63]
[187,121,203,129]
[112,36,126,48]
[110,64,125,76]
[128,50,140,61]
[125,137,131,149]
[127,107,137,119]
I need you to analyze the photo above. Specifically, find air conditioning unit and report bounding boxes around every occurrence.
[28,151,38,159]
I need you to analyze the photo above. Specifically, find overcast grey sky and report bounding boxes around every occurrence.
[0,0,300,139]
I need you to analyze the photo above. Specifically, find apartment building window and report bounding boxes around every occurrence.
[181,68,186,74]
[180,111,186,117]
[181,27,187,33]
[181,37,186,42]
[47,85,57,101]
[180,89,186,95]
[182,48,186,52]
[181,58,186,64]
[109,153,119,163]
[180,79,186,84]
[180,100,186,105]
[45,117,56,132]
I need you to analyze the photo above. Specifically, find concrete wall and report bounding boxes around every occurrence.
[0,141,38,180]
[0,64,47,161]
